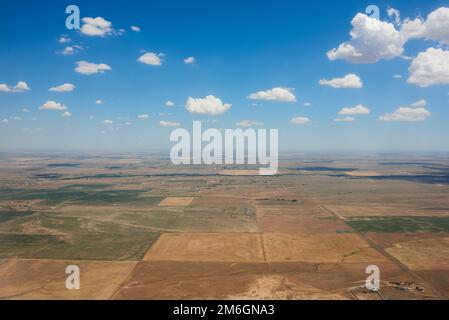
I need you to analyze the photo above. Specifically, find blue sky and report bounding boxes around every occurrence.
[1,0,449,151]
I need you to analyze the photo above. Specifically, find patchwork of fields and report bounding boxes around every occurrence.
[0,153,448,299]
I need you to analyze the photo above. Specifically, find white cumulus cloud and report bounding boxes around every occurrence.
[61,45,83,55]
[59,36,71,43]
[137,52,164,66]
[49,83,75,92]
[387,7,401,26]
[420,7,449,44]
[81,17,115,36]
[39,101,68,111]
[338,104,370,115]
[407,47,449,87]
[236,120,264,127]
[380,100,431,122]
[327,13,405,63]
[62,111,72,117]
[402,7,449,45]
[248,87,296,102]
[319,74,363,88]
[75,61,111,75]
[159,121,180,127]
[131,25,141,32]
[165,101,174,107]
[334,116,356,122]
[380,107,431,122]
[137,114,149,119]
[62,46,75,55]
[186,95,231,115]
[14,81,30,92]
[0,81,30,93]
[410,99,427,108]
[291,117,310,125]
[184,57,196,64]
[0,84,10,92]
[328,7,449,64]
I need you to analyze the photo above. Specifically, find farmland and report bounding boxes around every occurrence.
[0,152,448,299]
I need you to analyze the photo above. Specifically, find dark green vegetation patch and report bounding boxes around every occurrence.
[0,233,65,258]
[347,216,449,233]
[0,187,160,205]
[47,163,81,167]
[0,211,33,223]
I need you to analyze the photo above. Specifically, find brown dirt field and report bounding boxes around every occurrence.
[417,270,449,298]
[0,200,44,211]
[158,197,194,207]
[143,233,265,262]
[56,205,123,217]
[255,204,332,218]
[190,196,251,207]
[225,274,348,300]
[219,170,261,176]
[263,233,388,263]
[199,185,300,200]
[256,215,352,234]
[385,237,449,271]
[116,261,347,300]
[0,258,137,299]
[113,261,437,300]
[344,171,382,177]
[364,232,449,249]
[114,261,269,300]
[269,262,438,300]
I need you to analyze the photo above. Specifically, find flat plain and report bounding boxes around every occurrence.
[0,152,448,299]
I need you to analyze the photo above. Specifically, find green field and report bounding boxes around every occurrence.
[117,206,256,232]
[0,211,33,223]
[0,187,162,206]
[0,214,160,260]
[347,216,449,233]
